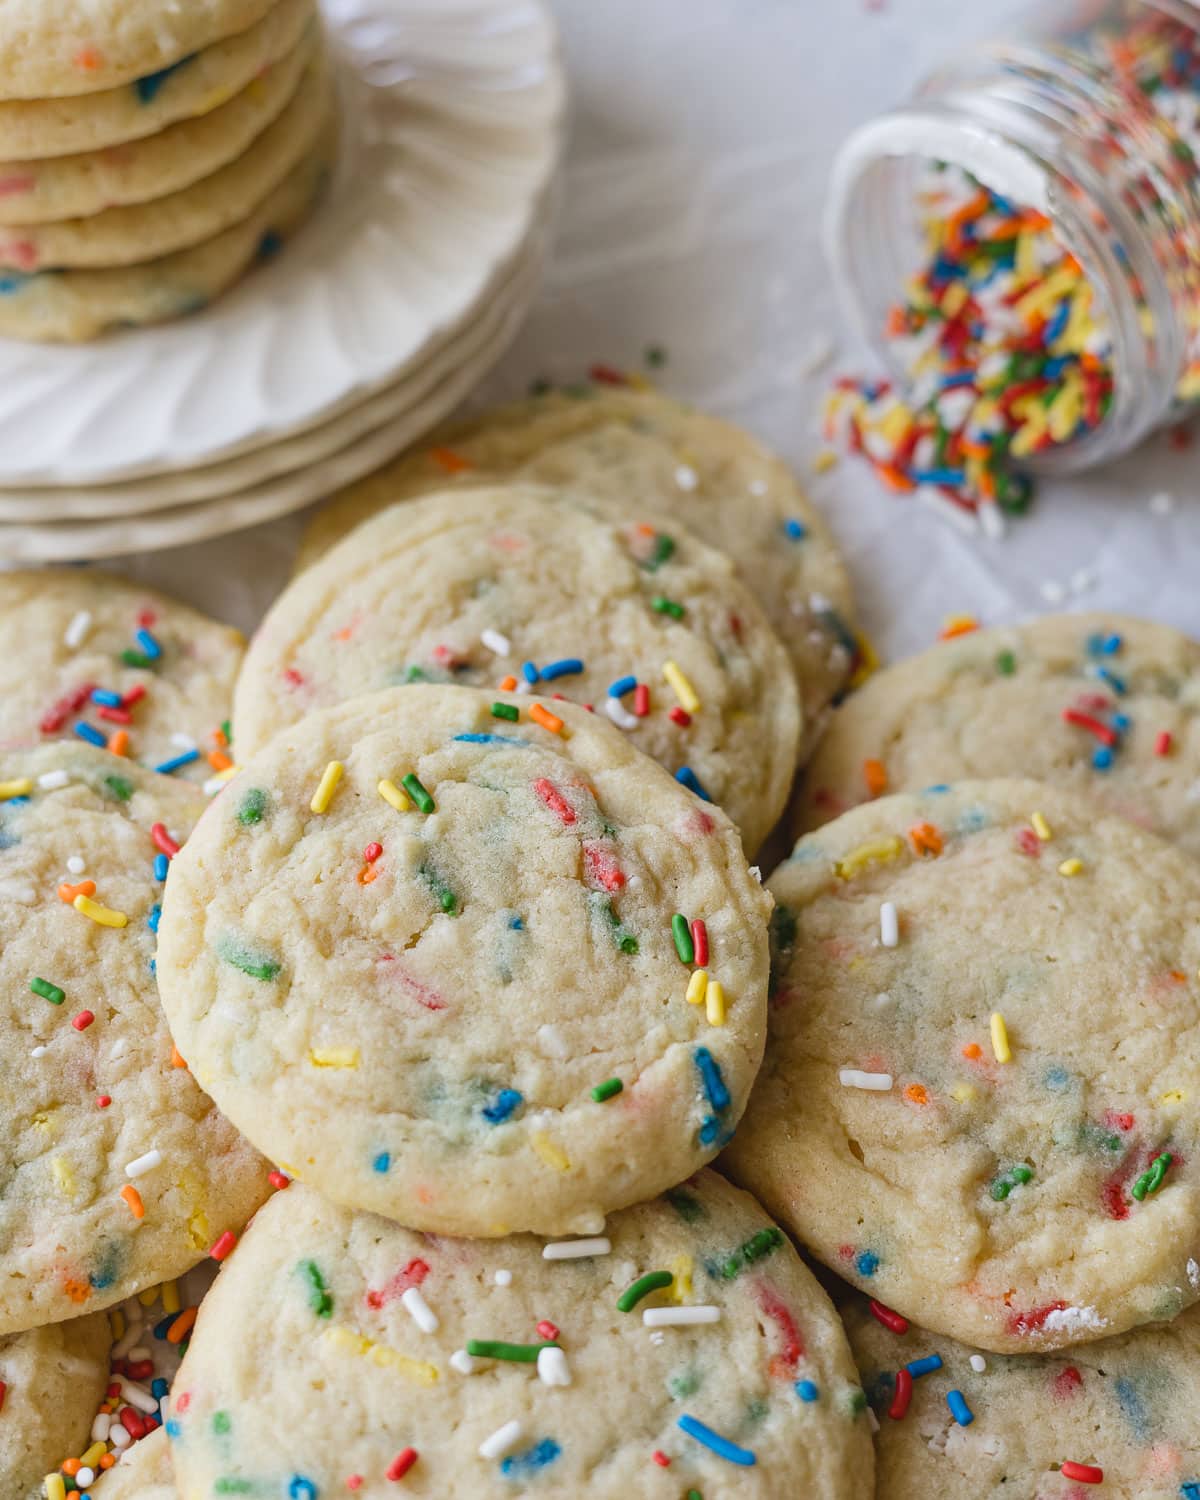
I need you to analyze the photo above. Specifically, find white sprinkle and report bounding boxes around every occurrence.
[170,732,197,751]
[481,629,511,657]
[64,610,92,649]
[978,502,1006,541]
[839,1068,893,1091]
[110,1424,131,1450]
[537,1345,571,1386]
[126,1346,151,1363]
[450,1349,476,1375]
[202,774,229,797]
[873,991,893,1009]
[675,464,699,492]
[515,678,533,695]
[38,770,70,791]
[866,1407,880,1434]
[1041,1305,1107,1336]
[1187,1258,1200,1290]
[1070,567,1096,595]
[536,1024,570,1060]
[66,854,85,874]
[30,1045,47,1059]
[604,696,638,731]
[1040,579,1066,604]
[479,1420,523,1460]
[124,1149,163,1180]
[969,1354,987,1372]
[880,901,899,948]
[1150,490,1174,516]
[111,1321,143,1359]
[643,1306,721,1327]
[117,1376,158,1414]
[401,1286,439,1333]
[542,1237,611,1260]
[649,1330,666,1346]
[75,1470,95,1490]
[493,1269,513,1287]
[748,478,769,497]
[90,1412,112,1442]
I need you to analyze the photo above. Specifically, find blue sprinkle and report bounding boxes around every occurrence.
[906,1355,943,1378]
[149,957,156,977]
[372,1152,391,1173]
[677,1415,756,1467]
[152,1378,169,1399]
[784,519,807,541]
[152,1314,174,1339]
[135,628,162,661]
[134,55,193,104]
[153,853,169,881]
[540,658,584,681]
[1112,712,1131,731]
[908,467,967,487]
[608,675,637,699]
[74,721,107,748]
[694,1047,730,1112]
[1043,298,1070,344]
[1182,1484,1200,1500]
[0,273,30,295]
[521,661,539,684]
[165,1418,182,1439]
[675,766,712,801]
[508,915,524,930]
[939,371,976,389]
[257,230,284,261]
[453,733,528,746]
[946,1390,974,1426]
[1092,745,1114,770]
[1043,1065,1070,1092]
[500,1438,561,1476]
[288,1479,318,1500]
[155,749,200,775]
[91,688,123,708]
[1087,663,1126,694]
[922,783,951,794]
[1114,1375,1151,1443]
[482,1088,523,1124]
[698,1114,720,1146]
[147,903,162,934]
[795,1380,819,1402]
[856,1251,879,1278]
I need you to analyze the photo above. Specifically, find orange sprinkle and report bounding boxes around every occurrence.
[634,522,656,538]
[1170,970,1187,983]
[962,1042,982,1060]
[862,758,888,798]
[499,675,517,692]
[430,446,473,475]
[62,1459,82,1477]
[171,1045,188,1070]
[99,1454,117,1470]
[74,46,103,70]
[874,462,917,493]
[529,703,564,736]
[909,822,944,857]
[939,615,980,640]
[108,730,130,757]
[120,1185,145,1220]
[167,1306,198,1344]
[58,879,96,904]
[904,1084,929,1106]
[212,725,230,748]
[357,865,378,886]
[208,749,234,771]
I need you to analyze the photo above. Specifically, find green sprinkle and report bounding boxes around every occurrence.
[670,1370,700,1399]
[990,1164,1034,1200]
[591,1077,623,1103]
[593,893,637,954]
[213,1411,231,1435]
[652,596,686,620]
[1132,1151,1173,1202]
[419,864,458,916]
[466,1340,557,1363]
[402,664,432,683]
[403,773,435,814]
[645,345,667,368]
[995,650,1017,675]
[216,933,282,982]
[300,1259,333,1317]
[236,788,268,825]
[617,1270,674,1312]
[648,533,676,571]
[102,775,134,803]
[120,649,155,670]
[687,1492,702,1500]
[30,976,65,1005]
[491,702,520,722]
[719,1227,784,1280]
[847,1386,868,1416]
[214,1483,253,1496]
[666,1188,704,1223]
[221,719,232,745]
[671,913,695,965]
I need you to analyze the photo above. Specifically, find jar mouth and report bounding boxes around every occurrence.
[824,105,1169,475]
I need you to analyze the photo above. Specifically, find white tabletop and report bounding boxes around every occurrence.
[117,0,1200,657]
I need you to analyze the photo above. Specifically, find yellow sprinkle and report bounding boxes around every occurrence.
[1161,1089,1186,1109]
[878,406,913,446]
[44,1476,66,1500]
[323,1326,439,1385]
[73,894,128,927]
[310,760,344,814]
[1014,264,1080,321]
[662,660,701,715]
[668,1253,694,1303]
[309,1047,359,1069]
[1016,231,1037,280]
[531,1133,571,1173]
[80,1441,107,1468]
[109,1307,126,1341]
[686,969,708,1006]
[989,1012,1012,1065]
[0,777,33,800]
[706,980,727,1027]
[378,777,412,813]
[187,1209,211,1251]
[161,1279,181,1314]
[835,836,904,880]
[1058,858,1084,877]
[941,281,969,319]
[950,1082,978,1104]
[813,449,839,473]
[138,1286,159,1307]
[849,632,879,690]
[51,1156,76,1197]
[1031,812,1052,841]
[1047,381,1083,445]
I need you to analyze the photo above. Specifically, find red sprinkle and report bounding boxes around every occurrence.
[633,683,650,717]
[583,843,626,892]
[126,1358,154,1380]
[210,1230,238,1262]
[151,823,181,858]
[268,1170,290,1190]
[72,1010,95,1032]
[1060,1461,1103,1484]
[691,919,709,967]
[1061,708,1117,747]
[363,842,383,864]
[96,1095,111,1109]
[589,363,627,386]
[0,1381,6,1412]
[40,682,94,734]
[651,1451,671,1468]
[366,1258,430,1310]
[1155,730,1173,756]
[122,684,147,708]
[869,1298,909,1335]
[888,1367,913,1421]
[1053,1366,1083,1399]
[536,1320,559,1341]
[668,707,691,727]
[386,1449,419,1481]
[120,1406,146,1439]
[96,706,133,725]
[1014,827,1042,858]
[346,1479,364,1492]
[533,777,576,826]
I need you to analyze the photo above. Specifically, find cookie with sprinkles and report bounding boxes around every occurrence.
[293,384,861,748]
[0,0,278,101]
[156,684,771,1237]
[0,0,312,162]
[93,1426,175,1497]
[235,483,802,854]
[845,1292,1200,1498]
[165,1173,874,1498]
[0,1313,110,1498]
[0,570,244,783]
[724,780,1200,1354]
[795,613,1200,859]
[0,744,270,1335]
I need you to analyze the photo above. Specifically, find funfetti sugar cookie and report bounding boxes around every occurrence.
[0,26,317,226]
[0,0,312,161]
[845,1292,1200,1499]
[235,484,801,854]
[0,1313,110,1498]
[0,745,270,1335]
[294,385,861,745]
[723,780,1200,1355]
[795,613,1200,860]
[166,1173,875,1499]
[155,685,772,1238]
[0,570,244,783]
[94,1426,176,1497]
[0,0,278,100]
[0,52,330,270]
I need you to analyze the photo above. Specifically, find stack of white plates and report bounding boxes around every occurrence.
[0,0,564,561]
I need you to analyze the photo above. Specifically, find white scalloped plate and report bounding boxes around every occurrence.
[0,235,541,561]
[0,0,564,487]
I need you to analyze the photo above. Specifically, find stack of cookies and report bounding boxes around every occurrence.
[0,0,334,342]
[6,378,1200,1498]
